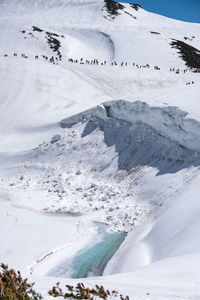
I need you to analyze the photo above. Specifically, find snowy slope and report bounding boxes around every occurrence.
[1,0,200,151]
[1,0,200,299]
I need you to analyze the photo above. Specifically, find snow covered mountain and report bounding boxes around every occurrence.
[1,0,200,299]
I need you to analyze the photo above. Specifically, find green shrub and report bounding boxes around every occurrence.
[0,263,130,300]
[0,263,42,300]
[48,282,129,300]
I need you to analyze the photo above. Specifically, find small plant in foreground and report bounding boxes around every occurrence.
[0,264,130,300]
[48,282,129,300]
[0,263,42,300]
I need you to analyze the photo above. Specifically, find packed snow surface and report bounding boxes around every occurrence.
[1,0,200,299]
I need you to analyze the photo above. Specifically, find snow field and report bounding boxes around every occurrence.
[1,0,200,299]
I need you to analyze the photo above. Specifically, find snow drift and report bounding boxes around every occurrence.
[61,100,200,151]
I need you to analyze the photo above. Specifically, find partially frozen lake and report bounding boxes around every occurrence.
[48,224,126,278]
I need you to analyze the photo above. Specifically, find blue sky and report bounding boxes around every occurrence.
[120,0,200,23]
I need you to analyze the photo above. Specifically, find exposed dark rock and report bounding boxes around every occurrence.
[46,31,59,37]
[32,26,43,32]
[46,32,62,59]
[104,0,125,17]
[150,31,160,35]
[124,10,136,19]
[171,39,200,70]
[32,26,62,59]
[130,3,141,11]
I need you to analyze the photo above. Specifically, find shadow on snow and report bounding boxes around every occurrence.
[81,116,200,176]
